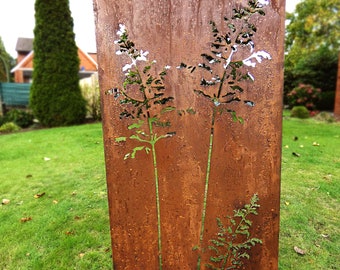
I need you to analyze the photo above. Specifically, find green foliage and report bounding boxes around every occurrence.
[80,76,101,120]
[285,0,339,52]
[284,0,339,100]
[316,91,335,111]
[3,109,34,128]
[286,84,321,111]
[0,122,21,133]
[0,37,13,82]
[284,46,338,98]
[206,194,262,270]
[30,0,86,127]
[290,106,310,119]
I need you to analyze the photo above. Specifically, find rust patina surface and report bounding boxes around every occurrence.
[94,0,285,269]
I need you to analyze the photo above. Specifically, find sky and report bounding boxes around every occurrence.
[0,0,301,58]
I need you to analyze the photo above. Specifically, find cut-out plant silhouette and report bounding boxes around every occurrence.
[108,24,175,269]
[206,194,262,270]
[178,1,271,268]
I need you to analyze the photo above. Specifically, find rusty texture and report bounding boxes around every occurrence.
[94,0,285,269]
[334,52,340,120]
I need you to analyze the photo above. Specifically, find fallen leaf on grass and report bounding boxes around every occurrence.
[323,174,332,181]
[26,174,33,178]
[65,231,75,235]
[2,199,10,205]
[292,152,301,157]
[79,253,85,258]
[44,157,51,161]
[34,192,45,199]
[321,234,329,239]
[53,200,58,204]
[294,246,306,255]
[312,142,320,146]
[285,201,290,206]
[20,217,32,223]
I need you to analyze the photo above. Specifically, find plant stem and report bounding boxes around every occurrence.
[148,116,163,270]
[197,108,216,269]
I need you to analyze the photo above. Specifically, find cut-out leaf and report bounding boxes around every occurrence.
[115,137,127,142]
[131,146,145,159]
[161,106,176,114]
[128,120,144,130]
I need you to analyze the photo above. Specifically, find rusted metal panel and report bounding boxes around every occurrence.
[94,0,285,269]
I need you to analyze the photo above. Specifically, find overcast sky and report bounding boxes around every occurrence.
[0,0,301,58]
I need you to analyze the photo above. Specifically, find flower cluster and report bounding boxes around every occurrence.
[286,83,321,111]
[111,24,173,119]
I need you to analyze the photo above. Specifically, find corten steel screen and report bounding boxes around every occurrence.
[94,0,285,269]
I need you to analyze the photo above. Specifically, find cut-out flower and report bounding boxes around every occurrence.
[111,24,174,119]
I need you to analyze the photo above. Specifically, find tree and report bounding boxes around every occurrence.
[285,0,339,52]
[284,0,340,107]
[30,0,86,127]
[0,37,12,82]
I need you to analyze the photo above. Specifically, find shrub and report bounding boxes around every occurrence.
[0,122,21,133]
[284,46,338,102]
[30,0,86,127]
[286,84,321,111]
[313,111,335,123]
[80,75,101,121]
[0,115,5,126]
[290,106,310,119]
[4,109,34,128]
[316,91,335,111]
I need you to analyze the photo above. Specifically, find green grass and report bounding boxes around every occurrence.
[280,113,340,269]
[0,123,112,270]
[0,115,339,269]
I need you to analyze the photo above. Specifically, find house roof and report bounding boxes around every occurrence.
[15,38,34,52]
[11,48,97,72]
[11,37,98,78]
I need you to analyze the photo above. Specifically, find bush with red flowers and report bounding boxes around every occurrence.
[286,83,321,111]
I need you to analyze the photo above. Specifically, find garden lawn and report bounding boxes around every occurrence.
[0,116,339,269]
[0,123,112,270]
[280,114,339,269]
